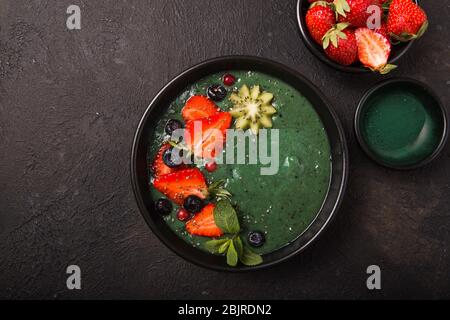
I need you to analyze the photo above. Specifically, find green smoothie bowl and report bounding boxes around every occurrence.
[131,56,348,271]
[355,78,448,170]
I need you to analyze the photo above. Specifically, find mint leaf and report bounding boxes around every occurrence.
[226,240,239,267]
[204,239,230,254]
[208,180,232,200]
[214,200,240,234]
[218,240,231,254]
[240,247,263,266]
[233,236,244,258]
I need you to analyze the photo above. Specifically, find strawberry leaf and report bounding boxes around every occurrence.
[416,20,429,39]
[310,0,331,9]
[323,35,331,49]
[382,0,392,10]
[337,31,347,40]
[330,33,338,48]
[336,22,350,31]
[379,64,397,74]
[334,0,350,18]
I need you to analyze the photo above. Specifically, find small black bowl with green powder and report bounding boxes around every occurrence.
[355,78,448,170]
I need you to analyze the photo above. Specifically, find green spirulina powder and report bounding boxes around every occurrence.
[360,84,444,167]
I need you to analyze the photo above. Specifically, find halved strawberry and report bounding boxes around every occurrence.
[355,27,396,74]
[150,143,184,177]
[182,96,220,122]
[153,168,208,205]
[184,112,232,160]
[186,203,223,237]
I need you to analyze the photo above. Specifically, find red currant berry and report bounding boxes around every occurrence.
[177,208,191,222]
[205,161,217,172]
[223,74,236,86]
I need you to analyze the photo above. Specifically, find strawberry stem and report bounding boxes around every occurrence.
[310,1,332,9]
[389,20,428,43]
[322,22,350,49]
[333,0,350,18]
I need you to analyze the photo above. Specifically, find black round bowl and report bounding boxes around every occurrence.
[354,77,448,170]
[131,56,348,271]
[296,0,416,73]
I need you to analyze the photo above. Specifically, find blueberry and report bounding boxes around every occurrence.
[154,198,172,216]
[207,84,227,102]
[183,195,205,214]
[165,119,183,136]
[162,147,184,168]
[248,231,265,247]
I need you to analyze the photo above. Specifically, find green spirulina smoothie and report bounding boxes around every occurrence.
[148,71,331,255]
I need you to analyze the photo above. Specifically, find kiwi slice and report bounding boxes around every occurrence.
[228,84,277,135]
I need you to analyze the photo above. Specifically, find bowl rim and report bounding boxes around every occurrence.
[296,0,416,73]
[130,55,349,271]
[354,77,449,170]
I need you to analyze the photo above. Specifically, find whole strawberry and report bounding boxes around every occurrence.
[322,23,358,66]
[374,21,388,39]
[306,1,336,45]
[387,0,428,41]
[335,0,382,28]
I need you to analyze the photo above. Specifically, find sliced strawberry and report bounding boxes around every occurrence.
[185,112,232,160]
[355,27,396,74]
[153,168,208,205]
[182,96,220,122]
[150,143,184,177]
[186,203,223,237]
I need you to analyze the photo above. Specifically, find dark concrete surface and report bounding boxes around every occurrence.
[0,0,449,299]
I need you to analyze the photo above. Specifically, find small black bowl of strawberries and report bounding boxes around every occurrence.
[297,0,428,74]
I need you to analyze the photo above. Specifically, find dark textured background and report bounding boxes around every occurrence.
[0,0,449,299]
